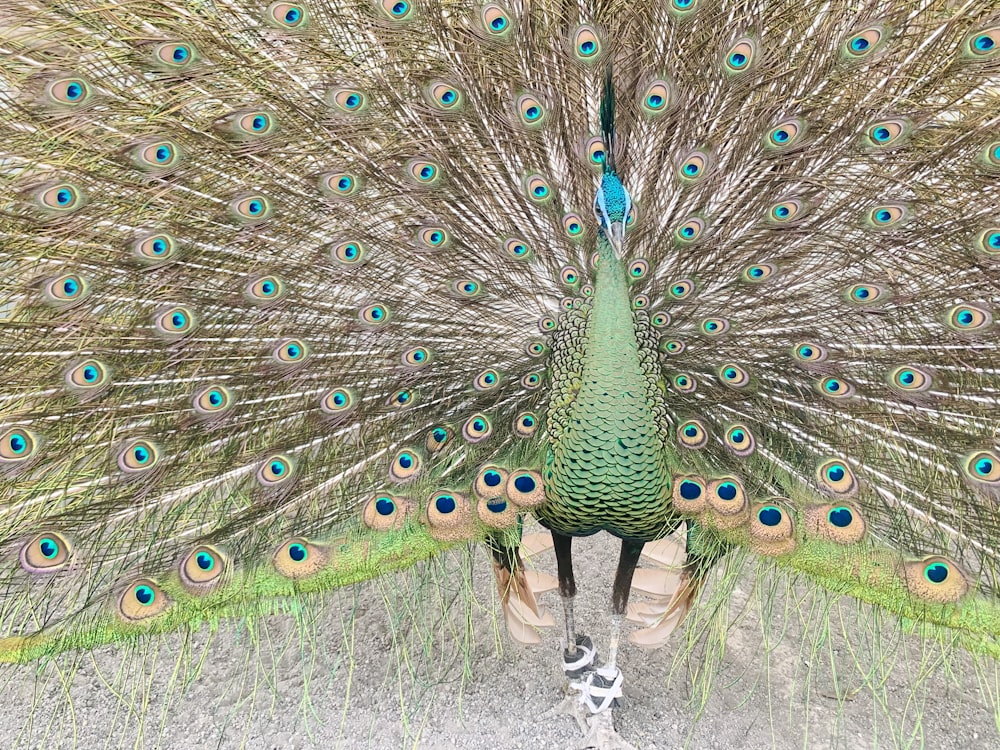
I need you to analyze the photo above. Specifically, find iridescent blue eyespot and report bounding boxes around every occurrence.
[828,506,853,527]
[435,494,456,514]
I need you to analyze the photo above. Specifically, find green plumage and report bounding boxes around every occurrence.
[1,0,999,745]
[542,238,675,541]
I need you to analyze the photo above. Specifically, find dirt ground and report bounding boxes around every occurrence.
[3,528,997,750]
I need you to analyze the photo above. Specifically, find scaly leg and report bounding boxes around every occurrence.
[551,536,643,750]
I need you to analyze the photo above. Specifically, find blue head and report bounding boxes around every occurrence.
[593,172,632,252]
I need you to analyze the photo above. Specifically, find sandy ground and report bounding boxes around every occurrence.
[3,528,997,750]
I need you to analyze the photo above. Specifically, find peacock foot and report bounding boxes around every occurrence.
[546,665,635,750]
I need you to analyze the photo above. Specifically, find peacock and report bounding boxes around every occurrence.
[1,0,999,747]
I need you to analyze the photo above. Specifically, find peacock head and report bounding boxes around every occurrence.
[593,172,632,254]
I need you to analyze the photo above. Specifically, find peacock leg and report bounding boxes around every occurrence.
[552,530,599,677]
[605,539,645,672]
[547,535,642,750]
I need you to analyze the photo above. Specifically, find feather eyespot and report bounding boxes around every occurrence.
[842,27,886,59]
[817,459,858,495]
[379,0,412,21]
[481,4,513,38]
[524,174,552,203]
[743,263,776,282]
[155,306,196,336]
[273,538,327,578]
[402,346,433,368]
[180,544,227,590]
[406,159,441,186]
[258,454,294,486]
[426,425,453,452]
[273,339,308,363]
[193,385,235,416]
[903,557,969,603]
[946,304,992,332]
[462,414,493,443]
[572,25,603,62]
[768,199,806,224]
[506,470,544,507]
[765,119,805,150]
[20,532,72,572]
[672,476,706,513]
[389,448,422,482]
[328,87,368,114]
[428,82,463,110]
[504,238,533,259]
[36,182,86,214]
[864,119,909,148]
[236,111,275,136]
[678,150,711,182]
[964,450,1000,484]
[818,376,855,399]
[707,478,748,527]
[793,342,827,363]
[320,387,356,415]
[560,265,580,288]
[246,276,285,303]
[724,424,755,456]
[628,259,648,280]
[514,412,538,437]
[417,226,449,249]
[668,279,695,300]
[153,42,196,68]
[845,283,889,305]
[888,366,932,393]
[675,217,705,243]
[965,28,998,58]
[320,172,362,198]
[46,77,92,106]
[66,359,110,391]
[119,580,168,621]
[331,240,366,265]
[719,364,750,388]
[118,439,160,472]
[672,373,696,392]
[975,228,1000,257]
[43,274,89,306]
[640,79,672,115]
[866,204,907,229]
[516,94,546,126]
[474,369,501,391]
[1,428,40,465]
[562,213,584,238]
[700,317,729,335]
[583,136,606,167]
[230,195,272,222]
[134,233,178,263]
[364,493,409,530]
[267,2,308,28]
[678,419,708,449]
[724,39,755,73]
[130,139,183,172]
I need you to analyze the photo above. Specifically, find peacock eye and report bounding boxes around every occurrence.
[572,26,603,61]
